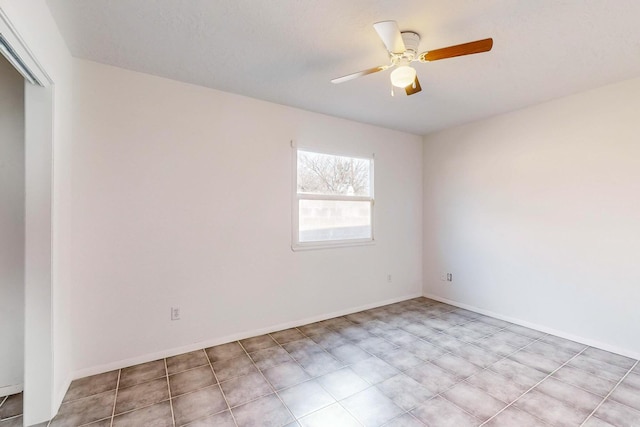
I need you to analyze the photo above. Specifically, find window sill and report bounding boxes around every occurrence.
[291,239,376,251]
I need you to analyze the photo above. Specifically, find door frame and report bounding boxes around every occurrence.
[0,7,56,425]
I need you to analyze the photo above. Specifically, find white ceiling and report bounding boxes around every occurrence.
[46,0,640,135]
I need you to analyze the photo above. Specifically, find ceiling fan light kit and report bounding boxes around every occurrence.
[331,20,494,97]
[390,65,417,88]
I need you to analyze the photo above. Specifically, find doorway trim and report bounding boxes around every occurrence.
[0,7,56,425]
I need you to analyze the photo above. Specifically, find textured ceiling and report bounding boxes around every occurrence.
[46,0,640,135]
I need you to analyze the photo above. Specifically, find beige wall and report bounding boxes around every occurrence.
[70,59,423,375]
[423,76,640,358]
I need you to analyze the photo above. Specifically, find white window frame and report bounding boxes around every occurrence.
[291,142,375,251]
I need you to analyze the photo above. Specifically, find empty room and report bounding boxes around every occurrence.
[0,1,639,426]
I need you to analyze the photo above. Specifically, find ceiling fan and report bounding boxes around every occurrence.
[331,21,493,96]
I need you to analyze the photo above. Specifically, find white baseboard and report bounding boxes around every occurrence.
[423,292,640,361]
[0,384,23,398]
[71,292,422,380]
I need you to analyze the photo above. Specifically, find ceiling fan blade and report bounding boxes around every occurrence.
[405,75,422,96]
[331,65,390,84]
[373,21,406,54]
[418,38,493,62]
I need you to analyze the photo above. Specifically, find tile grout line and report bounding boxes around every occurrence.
[303,312,439,419]
[507,344,625,397]
[390,304,517,355]
[375,307,520,403]
[271,319,408,424]
[461,334,627,402]
[379,412,422,427]
[288,326,367,427]
[160,363,215,379]
[533,360,622,401]
[168,352,275,420]
[164,358,176,427]
[203,348,240,427]
[543,351,635,386]
[94,399,170,421]
[479,346,588,426]
[290,303,484,424]
[0,395,20,424]
[579,359,639,427]
[243,325,368,425]
[426,309,624,424]
[295,302,507,425]
[414,332,550,424]
[48,386,121,427]
[367,302,494,423]
[70,365,183,423]
[237,339,299,426]
[109,369,121,427]
[207,365,305,413]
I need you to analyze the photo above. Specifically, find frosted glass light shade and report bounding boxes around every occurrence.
[390,66,416,88]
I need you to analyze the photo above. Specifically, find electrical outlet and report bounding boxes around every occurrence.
[447,273,453,282]
[387,274,392,283]
[171,307,180,321]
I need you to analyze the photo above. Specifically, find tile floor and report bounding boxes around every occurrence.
[41,298,640,426]
[0,392,22,426]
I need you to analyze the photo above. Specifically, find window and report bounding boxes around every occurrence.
[293,147,374,249]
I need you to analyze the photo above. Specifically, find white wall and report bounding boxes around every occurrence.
[0,1,74,424]
[71,59,423,374]
[423,76,640,358]
[0,55,24,396]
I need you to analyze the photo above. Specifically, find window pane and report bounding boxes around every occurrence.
[299,199,371,242]
[297,150,371,196]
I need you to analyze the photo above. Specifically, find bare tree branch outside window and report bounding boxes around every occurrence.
[297,151,370,196]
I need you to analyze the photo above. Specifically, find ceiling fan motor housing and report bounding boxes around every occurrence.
[396,31,420,62]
